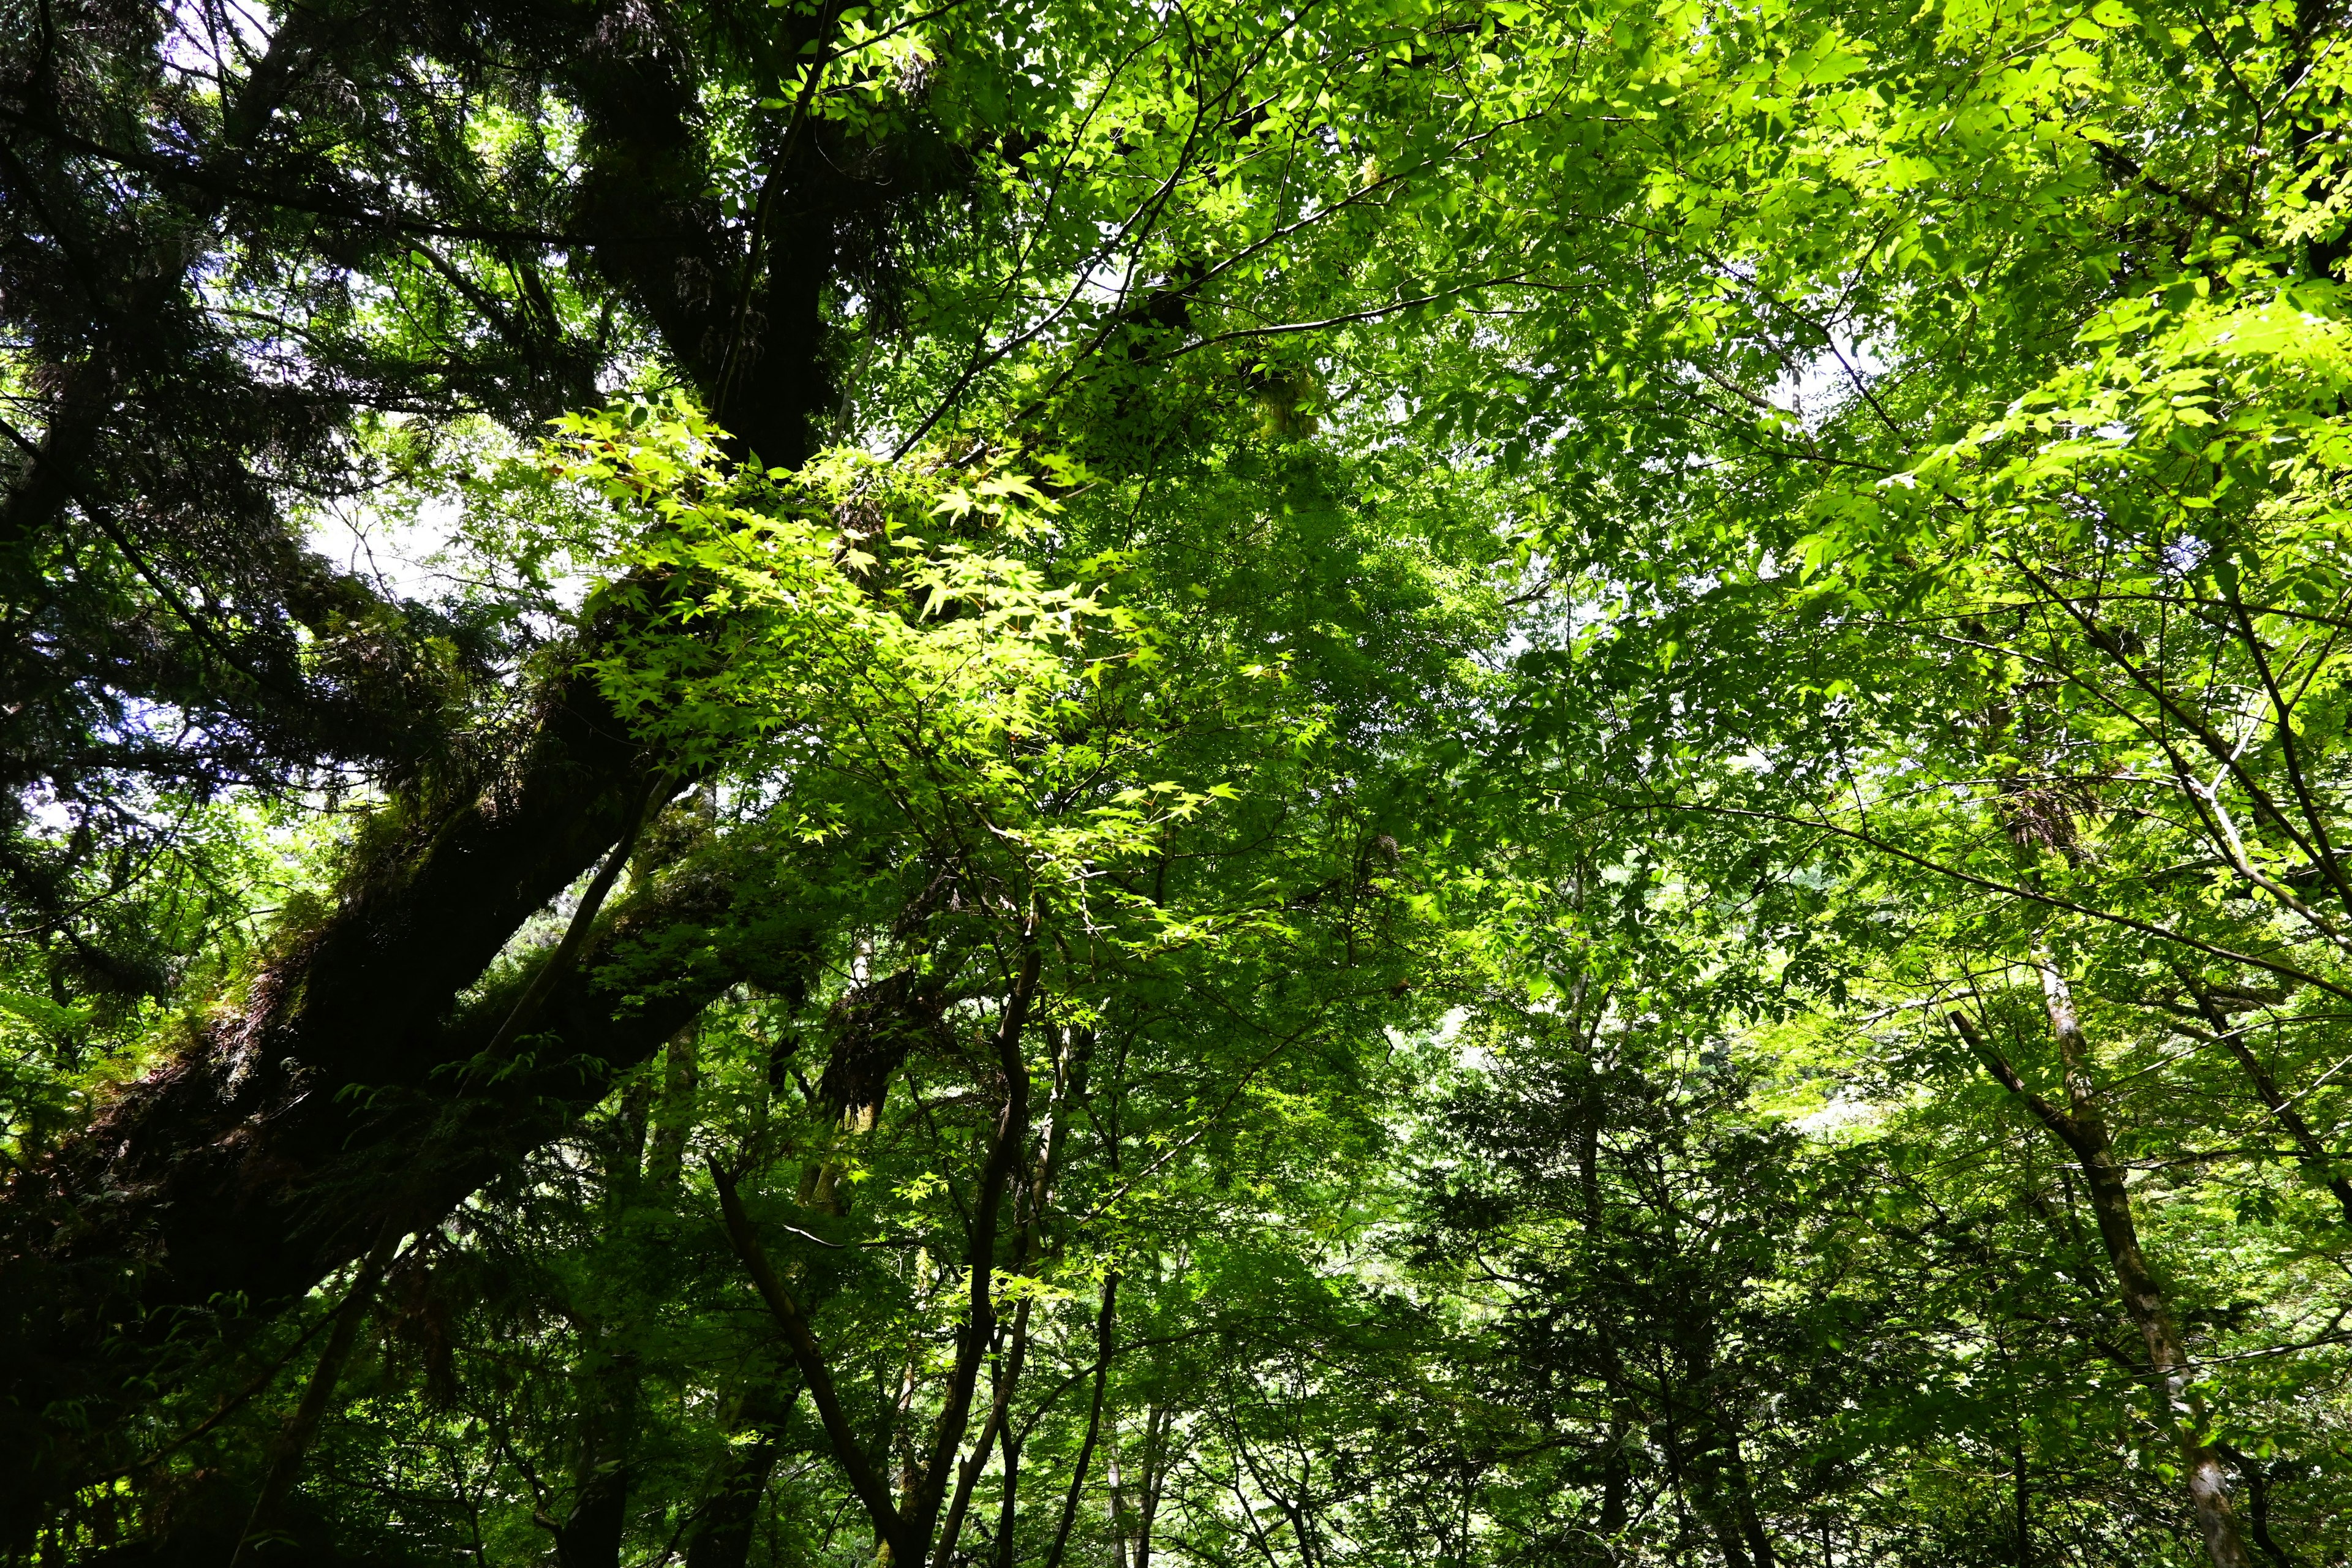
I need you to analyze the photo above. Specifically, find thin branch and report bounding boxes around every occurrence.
[711,1161,911,1561]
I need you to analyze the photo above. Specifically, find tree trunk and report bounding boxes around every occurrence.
[229,1222,404,1565]
[1132,1401,1169,1568]
[1107,1424,1132,1568]
[1953,966,2254,1568]
[2013,1436,2029,1568]
[992,1415,1024,1568]
[554,1449,631,1568]
[1041,1272,1121,1568]
[0,658,649,1509]
[1722,1425,1775,1568]
[902,949,1044,1561]
[1597,1412,1631,1540]
[932,1298,1033,1568]
[0,0,908,1525]
[646,1023,704,1198]
[685,1407,790,1568]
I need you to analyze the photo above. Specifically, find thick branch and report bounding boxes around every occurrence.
[2174,973,2352,1228]
[0,791,810,1525]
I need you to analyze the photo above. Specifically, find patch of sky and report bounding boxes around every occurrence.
[1773,325,1890,435]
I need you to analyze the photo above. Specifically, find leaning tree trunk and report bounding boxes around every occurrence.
[1953,963,2253,1568]
[0,692,826,1534]
[0,658,630,1507]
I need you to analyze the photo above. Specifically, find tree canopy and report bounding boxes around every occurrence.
[2,0,2350,1564]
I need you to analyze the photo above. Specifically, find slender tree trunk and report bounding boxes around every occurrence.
[554,1433,631,1568]
[715,1169,912,1562]
[684,1436,783,1568]
[1598,1411,1630,1540]
[571,1022,712,1567]
[1107,1423,1132,1568]
[1700,1489,1756,1568]
[1689,1441,1754,1568]
[906,948,1044,1559]
[1673,1327,1769,1568]
[932,1297,1032,1568]
[717,949,1041,1568]
[1721,1425,1775,1568]
[556,1087,658,1568]
[2013,1435,2029,1568]
[1657,1386,1752,1568]
[1953,965,2253,1568]
[1133,1401,1169,1568]
[2035,964,2249,1568]
[992,1406,1023,1568]
[2214,1444,2299,1568]
[939,1015,1082,1568]
[646,1022,703,1197]
[1041,1272,1120,1568]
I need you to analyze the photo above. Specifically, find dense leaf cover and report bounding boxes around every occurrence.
[2,0,2349,1564]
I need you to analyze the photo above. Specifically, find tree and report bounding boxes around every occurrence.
[0,0,1560,1537]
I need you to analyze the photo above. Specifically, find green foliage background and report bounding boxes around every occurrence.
[4,0,2351,1562]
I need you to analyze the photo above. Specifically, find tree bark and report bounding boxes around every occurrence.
[1131,1400,1169,1568]
[905,947,1045,1558]
[715,1165,914,1563]
[1041,1272,1121,1568]
[647,1023,705,1199]
[1597,1412,1631,1540]
[2214,1445,2299,1568]
[2013,1436,2029,1568]
[1107,1428,1133,1568]
[992,1401,1025,1568]
[0,665,644,1510]
[932,1298,1033,1568]
[1722,1425,1775,1568]
[0,0,943,1542]
[552,1082,667,1568]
